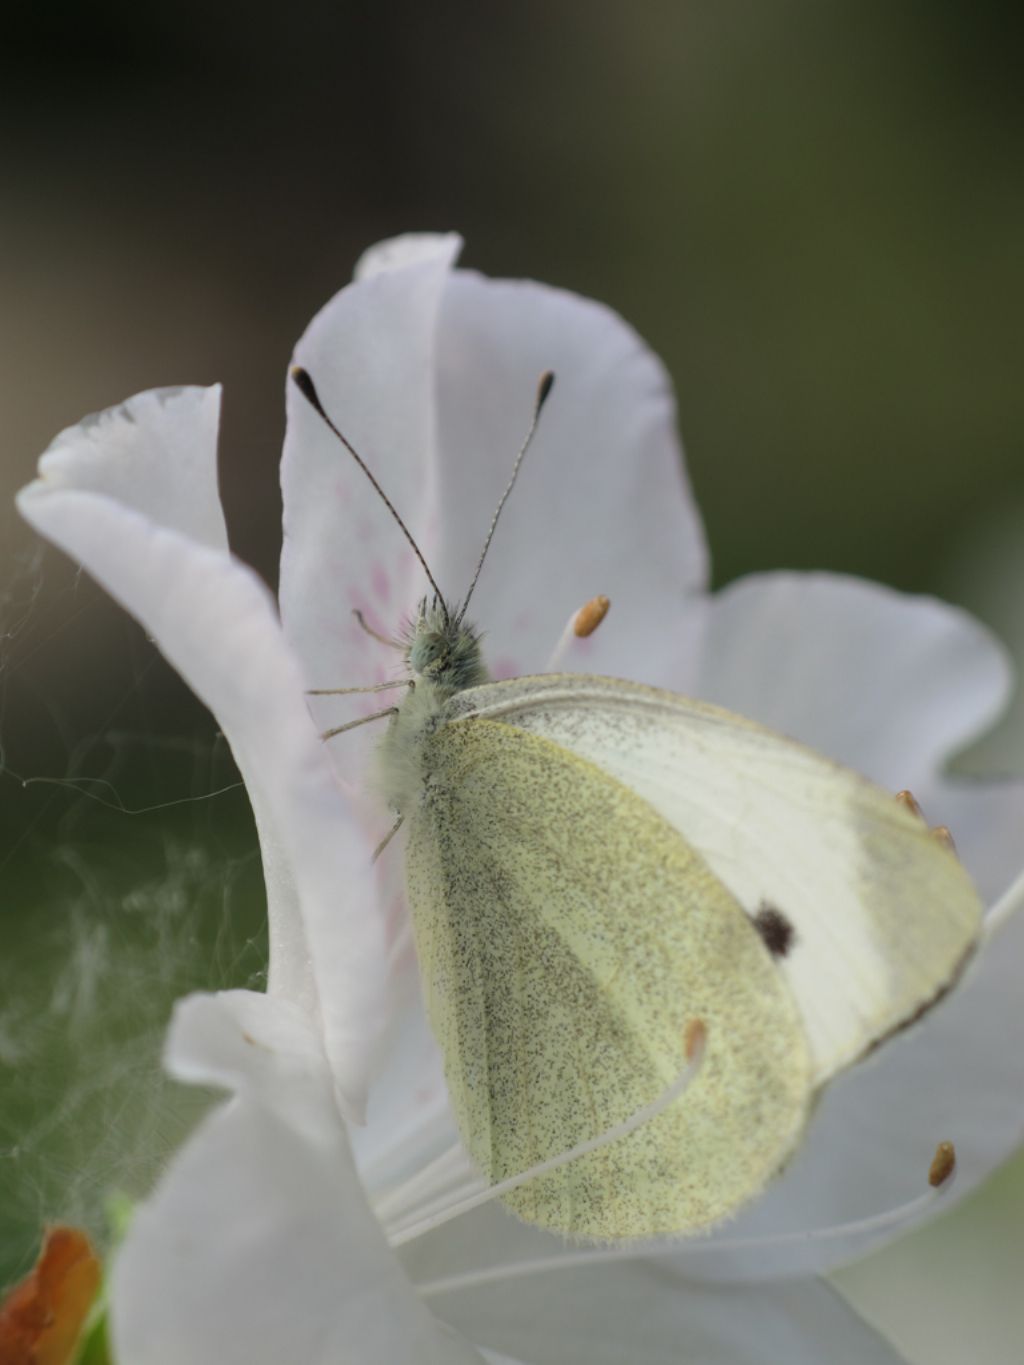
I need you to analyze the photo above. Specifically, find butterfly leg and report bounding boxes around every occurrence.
[372,815,405,863]
[353,608,401,648]
[307,680,411,696]
[321,707,399,740]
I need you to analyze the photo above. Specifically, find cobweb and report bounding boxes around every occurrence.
[0,534,269,1287]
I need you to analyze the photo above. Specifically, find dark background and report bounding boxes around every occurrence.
[1,0,1022,1302]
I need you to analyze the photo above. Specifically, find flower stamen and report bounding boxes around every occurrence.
[928,1139,956,1187]
[986,865,1024,936]
[545,595,612,670]
[415,1137,958,1300]
[371,1139,478,1225]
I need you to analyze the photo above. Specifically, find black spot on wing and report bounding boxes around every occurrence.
[753,902,796,958]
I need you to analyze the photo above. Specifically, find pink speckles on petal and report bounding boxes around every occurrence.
[491,656,520,681]
[382,893,408,943]
[371,562,391,605]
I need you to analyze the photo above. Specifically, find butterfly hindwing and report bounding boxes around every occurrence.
[405,714,811,1240]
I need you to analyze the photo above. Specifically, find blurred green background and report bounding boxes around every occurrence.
[1,3,1022,1360]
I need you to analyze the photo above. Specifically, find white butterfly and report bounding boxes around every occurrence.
[295,366,980,1242]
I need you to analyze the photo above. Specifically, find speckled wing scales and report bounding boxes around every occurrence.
[445,674,984,1088]
[404,716,812,1241]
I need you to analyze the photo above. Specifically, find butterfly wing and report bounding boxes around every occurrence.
[444,674,983,1087]
[405,714,812,1240]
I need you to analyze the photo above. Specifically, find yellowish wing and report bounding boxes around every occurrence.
[405,716,812,1241]
[445,674,984,1086]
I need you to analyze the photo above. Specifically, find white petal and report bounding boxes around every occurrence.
[425,1261,909,1365]
[431,271,708,688]
[112,992,484,1365]
[280,236,462,789]
[698,572,1011,785]
[18,395,388,1112]
[351,987,456,1200]
[28,385,227,551]
[697,571,1024,900]
[357,231,464,281]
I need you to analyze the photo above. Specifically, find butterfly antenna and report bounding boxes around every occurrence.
[291,366,450,624]
[456,371,555,626]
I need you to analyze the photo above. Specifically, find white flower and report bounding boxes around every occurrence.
[17,234,1024,1364]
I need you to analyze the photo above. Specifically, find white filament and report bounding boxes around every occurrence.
[415,1169,954,1300]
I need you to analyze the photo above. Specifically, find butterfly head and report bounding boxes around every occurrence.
[405,597,488,696]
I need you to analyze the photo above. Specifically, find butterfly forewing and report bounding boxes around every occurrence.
[445,674,983,1087]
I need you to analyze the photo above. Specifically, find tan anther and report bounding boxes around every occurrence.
[930,825,957,856]
[684,1017,707,1062]
[895,790,925,820]
[573,595,611,638]
[929,1140,956,1188]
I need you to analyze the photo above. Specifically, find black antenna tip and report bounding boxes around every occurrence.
[291,365,327,420]
[536,371,555,410]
